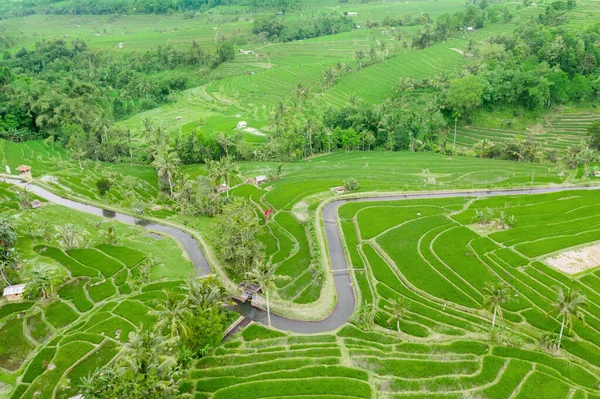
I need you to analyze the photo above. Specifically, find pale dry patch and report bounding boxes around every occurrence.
[450,48,464,55]
[466,223,507,236]
[545,243,600,274]
[291,200,309,223]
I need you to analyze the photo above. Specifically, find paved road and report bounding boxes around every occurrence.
[5,178,600,333]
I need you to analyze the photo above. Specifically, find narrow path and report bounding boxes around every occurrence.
[4,177,600,333]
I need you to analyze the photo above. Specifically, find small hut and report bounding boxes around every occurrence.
[16,165,31,176]
[217,183,229,194]
[237,121,248,129]
[255,175,267,185]
[234,281,262,303]
[3,284,26,301]
[118,42,125,49]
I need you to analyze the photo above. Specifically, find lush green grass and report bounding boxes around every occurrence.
[45,301,79,329]
[0,302,34,321]
[242,324,286,341]
[0,317,34,371]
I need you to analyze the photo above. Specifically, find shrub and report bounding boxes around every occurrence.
[343,177,360,191]
[96,177,112,196]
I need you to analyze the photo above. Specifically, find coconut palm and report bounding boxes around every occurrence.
[214,132,236,157]
[150,291,192,343]
[245,261,289,327]
[206,157,239,196]
[185,276,229,310]
[385,298,411,332]
[474,139,494,158]
[25,264,54,299]
[151,149,180,197]
[548,287,587,348]
[482,281,514,327]
[120,329,176,378]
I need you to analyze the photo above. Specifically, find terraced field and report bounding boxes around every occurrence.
[192,321,600,398]
[0,241,179,399]
[0,182,198,398]
[455,112,599,151]
[328,188,600,396]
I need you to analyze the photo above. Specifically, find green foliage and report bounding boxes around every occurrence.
[0,316,34,371]
[446,75,485,117]
[343,177,360,191]
[96,177,113,196]
[185,306,225,356]
[45,301,78,328]
[242,324,286,341]
[21,347,56,383]
[214,198,264,276]
[0,301,33,321]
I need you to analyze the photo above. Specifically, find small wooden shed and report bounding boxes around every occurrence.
[234,281,262,303]
[3,284,26,301]
[16,165,31,176]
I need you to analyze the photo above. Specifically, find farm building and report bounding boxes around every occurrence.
[237,121,248,129]
[217,183,229,193]
[118,42,124,49]
[255,175,267,184]
[235,281,262,303]
[347,12,357,16]
[3,284,26,301]
[16,165,32,179]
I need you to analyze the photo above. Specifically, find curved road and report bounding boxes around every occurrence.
[5,178,600,333]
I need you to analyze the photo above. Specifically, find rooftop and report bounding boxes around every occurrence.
[3,283,26,296]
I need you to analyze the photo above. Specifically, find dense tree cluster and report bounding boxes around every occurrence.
[0,217,19,290]
[0,38,234,161]
[0,0,302,18]
[252,11,355,42]
[80,277,230,398]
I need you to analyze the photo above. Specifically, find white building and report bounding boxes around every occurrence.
[255,175,267,184]
[237,121,248,129]
[3,284,26,301]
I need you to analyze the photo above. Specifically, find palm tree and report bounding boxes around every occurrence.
[93,116,112,144]
[0,260,12,286]
[150,291,192,343]
[206,157,239,196]
[482,281,514,327]
[245,261,289,327]
[185,276,229,310]
[25,264,54,299]
[355,49,366,69]
[120,329,176,378]
[549,287,587,349]
[385,298,411,332]
[474,139,494,158]
[70,145,86,169]
[151,149,181,197]
[214,132,236,157]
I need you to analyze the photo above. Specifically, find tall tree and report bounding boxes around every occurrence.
[151,149,181,197]
[151,291,191,344]
[206,157,238,196]
[385,298,411,332]
[25,264,54,299]
[549,287,587,348]
[483,281,514,327]
[245,261,288,327]
[214,198,264,275]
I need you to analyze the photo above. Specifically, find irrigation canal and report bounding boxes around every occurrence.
[4,178,600,333]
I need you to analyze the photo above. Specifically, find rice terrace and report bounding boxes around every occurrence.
[2,0,600,398]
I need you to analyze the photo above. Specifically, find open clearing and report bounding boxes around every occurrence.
[545,243,600,275]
